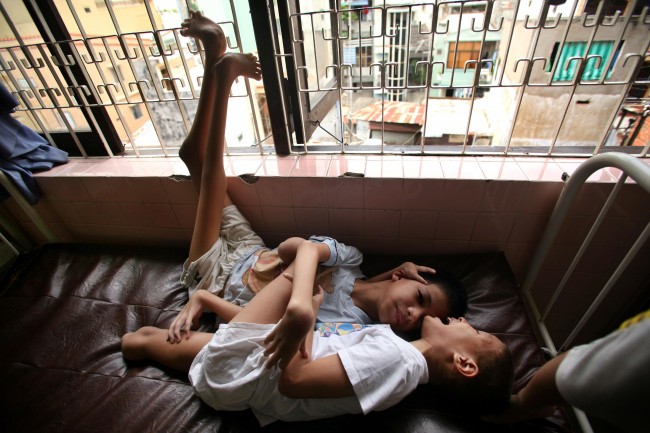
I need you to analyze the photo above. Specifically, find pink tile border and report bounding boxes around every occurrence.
[34,155,629,185]
[325,177,364,209]
[28,154,644,256]
[256,177,293,207]
[294,207,330,234]
[440,156,485,179]
[365,155,404,178]
[364,178,404,210]
[256,156,298,176]
[554,160,617,183]
[226,156,264,176]
[514,158,566,182]
[36,160,87,177]
[478,158,528,180]
[291,155,332,177]
[329,155,367,177]
[289,177,328,208]
[403,156,444,179]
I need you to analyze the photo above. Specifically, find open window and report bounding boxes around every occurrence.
[0,0,123,157]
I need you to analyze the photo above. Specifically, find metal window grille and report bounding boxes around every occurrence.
[0,0,267,157]
[1,0,649,158]
[278,0,650,155]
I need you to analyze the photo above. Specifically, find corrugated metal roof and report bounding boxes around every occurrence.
[350,100,425,125]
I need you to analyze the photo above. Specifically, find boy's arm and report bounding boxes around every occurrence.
[278,352,355,398]
[366,262,436,284]
[195,291,243,321]
[263,239,331,369]
[277,236,332,265]
[485,352,568,423]
[278,289,355,398]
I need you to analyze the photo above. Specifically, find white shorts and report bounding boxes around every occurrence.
[180,205,265,296]
[188,322,277,412]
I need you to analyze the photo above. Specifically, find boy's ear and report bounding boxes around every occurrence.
[453,353,479,378]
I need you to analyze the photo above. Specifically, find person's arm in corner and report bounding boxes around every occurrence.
[278,352,355,398]
[277,288,355,399]
[263,238,332,369]
[168,290,243,342]
[366,262,436,284]
[485,352,568,423]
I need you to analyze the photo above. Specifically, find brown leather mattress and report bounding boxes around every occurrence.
[0,243,569,433]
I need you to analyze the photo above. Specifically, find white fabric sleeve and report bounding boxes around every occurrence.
[309,235,363,267]
[338,332,427,414]
[555,319,650,433]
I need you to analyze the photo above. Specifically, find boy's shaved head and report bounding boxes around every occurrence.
[432,337,513,415]
[420,268,467,319]
[419,316,514,415]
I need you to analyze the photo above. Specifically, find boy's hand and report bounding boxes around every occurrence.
[263,303,314,370]
[392,262,436,284]
[167,290,204,343]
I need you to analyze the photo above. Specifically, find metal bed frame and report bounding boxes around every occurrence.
[520,152,650,433]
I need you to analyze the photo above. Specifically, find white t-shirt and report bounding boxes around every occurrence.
[189,322,428,426]
[555,318,650,433]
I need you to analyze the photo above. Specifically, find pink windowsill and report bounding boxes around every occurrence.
[34,154,647,183]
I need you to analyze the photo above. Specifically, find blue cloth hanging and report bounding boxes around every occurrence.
[0,83,68,204]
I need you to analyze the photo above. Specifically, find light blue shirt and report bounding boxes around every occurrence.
[223,236,371,324]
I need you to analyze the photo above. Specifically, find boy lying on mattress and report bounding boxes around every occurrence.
[122,235,513,424]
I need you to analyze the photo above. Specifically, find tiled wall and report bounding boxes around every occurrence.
[3,154,649,345]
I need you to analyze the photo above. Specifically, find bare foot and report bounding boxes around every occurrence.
[180,10,227,57]
[212,52,262,84]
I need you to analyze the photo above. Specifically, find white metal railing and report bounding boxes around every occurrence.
[520,152,650,432]
[522,152,650,352]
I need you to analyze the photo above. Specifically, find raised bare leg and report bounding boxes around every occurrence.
[179,10,227,192]
[187,52,262,263]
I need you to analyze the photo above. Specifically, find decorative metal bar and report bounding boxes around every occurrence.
[0,0,648,157]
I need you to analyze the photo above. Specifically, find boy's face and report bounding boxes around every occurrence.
[421,316,501,354]
[378,279,449,332]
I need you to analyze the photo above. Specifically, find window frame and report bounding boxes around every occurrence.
[547,40,618,83]
[447,41,483,70]
[1,0,648,158]
[17,0,124,157]
[281,0,341,148]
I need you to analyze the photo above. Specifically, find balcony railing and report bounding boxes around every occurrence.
[0,0,648,158]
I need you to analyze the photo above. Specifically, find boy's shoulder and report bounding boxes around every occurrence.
[309,235,364,266]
